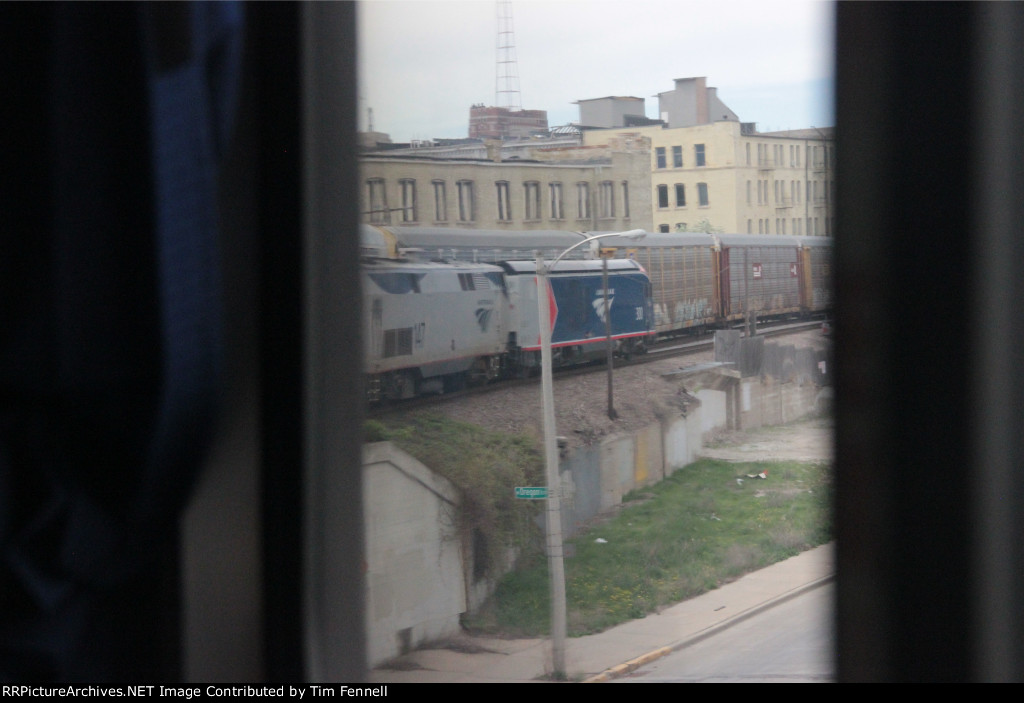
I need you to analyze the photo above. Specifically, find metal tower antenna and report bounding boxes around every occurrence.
[495,0,522,111]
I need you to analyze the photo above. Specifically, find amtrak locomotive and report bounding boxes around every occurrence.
[362,250,654,402]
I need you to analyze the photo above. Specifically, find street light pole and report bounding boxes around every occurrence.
[535,250,567,676]
[534,229,644,678]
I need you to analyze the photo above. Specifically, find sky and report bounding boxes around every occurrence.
[357,0,836,143]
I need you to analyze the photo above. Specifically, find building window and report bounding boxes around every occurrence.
[695,143,706,167]
[550,182,563,219]
[747,219,753,233]
[399,178,417,223]
[524,181,540,220]
[672,145,683,168]
[576,182,590,219]
[599,181,615,218]
[657,184,669,209]
[432,180,447,222]
[674,183,686,207]
[774,180,780,203]
[675,222,687,232]
[655,147,666,169]
[496,181,512,221]
[621,181,630,219]
[697,182,709,207]
[746,180,751,204]
[746,143,751,166]
[457,180,474,222]
[366,178,388,223]
[658,224,670,233]
[758,219,764,234]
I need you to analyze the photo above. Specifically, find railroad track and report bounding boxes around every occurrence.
[367,319,826,417]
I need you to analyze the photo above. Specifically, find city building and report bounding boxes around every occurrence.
[360,137,652,233]
[656,76,740,128]
[580,79,834,236]
[575,96,663,129]
[359,76,833,238]
[468,105,549,139]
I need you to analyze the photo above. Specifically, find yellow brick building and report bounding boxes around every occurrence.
[582,120,833,236]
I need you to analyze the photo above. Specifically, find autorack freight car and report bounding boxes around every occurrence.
[366,225,833,340]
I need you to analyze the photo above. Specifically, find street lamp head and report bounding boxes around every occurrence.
[581,229,647,242]
[620,229,647,241]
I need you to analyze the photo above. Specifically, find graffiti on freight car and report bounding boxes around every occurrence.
[673,299,712,324]
[653,303,667,328]
[813,288,833,307]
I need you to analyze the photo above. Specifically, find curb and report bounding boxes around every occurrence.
[582,573,835,682]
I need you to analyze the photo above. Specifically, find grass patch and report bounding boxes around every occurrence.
[464,457,832,637]
[365,414,544,577]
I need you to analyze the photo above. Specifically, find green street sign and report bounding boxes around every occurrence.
[515,486,549,500]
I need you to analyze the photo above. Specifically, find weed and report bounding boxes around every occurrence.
[470,457,832,637]
[365,414,544,578]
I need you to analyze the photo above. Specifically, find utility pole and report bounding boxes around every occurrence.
[533,230,644,678]
[602,248,617,420]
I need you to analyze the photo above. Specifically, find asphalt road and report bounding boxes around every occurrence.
[616,582,835,682]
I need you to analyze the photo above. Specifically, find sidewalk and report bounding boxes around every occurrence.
[367,541,834,683]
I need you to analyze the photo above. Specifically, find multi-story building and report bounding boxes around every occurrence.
[360,138,652,232]
[582,112,834,236]
[361,76,832,238]
[468,105,549,139]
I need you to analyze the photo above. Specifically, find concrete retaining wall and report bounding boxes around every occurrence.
[361,338,828,662]
[362,443,469,668]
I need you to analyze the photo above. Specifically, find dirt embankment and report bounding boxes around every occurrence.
[409,329,832,455]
